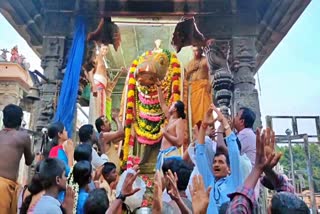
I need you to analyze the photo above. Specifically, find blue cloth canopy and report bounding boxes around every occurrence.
[54,16,86,137]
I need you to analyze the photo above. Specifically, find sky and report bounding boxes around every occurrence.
[0,1,319,136]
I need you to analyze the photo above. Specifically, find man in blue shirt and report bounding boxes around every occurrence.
[196,104,243,214]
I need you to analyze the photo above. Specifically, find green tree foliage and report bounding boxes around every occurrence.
[277,144,320,192]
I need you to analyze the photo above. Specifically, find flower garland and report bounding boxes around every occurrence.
[122,50,181,169]
[67,166,79,214]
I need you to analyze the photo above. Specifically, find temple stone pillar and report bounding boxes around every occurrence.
[204,40,233,116]
[231,36,262,129]
[33,36,65,155]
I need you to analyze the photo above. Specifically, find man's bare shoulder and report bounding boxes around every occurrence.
[16,130,31,143]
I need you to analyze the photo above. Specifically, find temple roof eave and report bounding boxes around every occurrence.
[0,0,311,73]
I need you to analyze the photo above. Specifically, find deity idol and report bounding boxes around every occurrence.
[120,42,182,173]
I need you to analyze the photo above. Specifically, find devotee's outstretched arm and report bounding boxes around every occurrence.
[156,79,169,119]
[102,112,124,142]
[195,105,216,187]
[166,169,192,214]
[226,128,282,213]
[209,104,243,186]
[106,170,141,214]
[189,175,211,214]
[152,170,163,214]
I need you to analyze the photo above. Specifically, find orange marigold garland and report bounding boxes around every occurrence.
[122,50,181,169]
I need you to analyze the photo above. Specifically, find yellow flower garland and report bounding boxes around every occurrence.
[122,50,181,165]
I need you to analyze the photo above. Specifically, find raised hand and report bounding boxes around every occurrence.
[152,170,163,213]
[63,139,74,157]
[120,170,141,197]
[62,186,75,214]
[166,170,180,201]
[255,128,282,172]
[263,128,282,170]
[203,105,215,126]
[210,104,224,122]
[189,175,211,214]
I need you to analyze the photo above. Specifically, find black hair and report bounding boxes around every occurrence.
[162,159,193,191]
[2,104,23,128]
[175,100,186,119]
[239,107,256,128]
[47,122,65,151]
[271,192,310,214]
[20,163,43,214]
[74,144,92,162]
[79,124,94,143]
[219,202,230,214]
[39,158,65,189]
[84,188,109,214]
[214,147,230,167]
[95,116,104,133]
[102,162,116,176]
[70,160,92,188]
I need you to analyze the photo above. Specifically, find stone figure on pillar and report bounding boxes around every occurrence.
[152,39,163,53]
[0,49,9,61]
[185,46,212,127]
[10,46,20,63]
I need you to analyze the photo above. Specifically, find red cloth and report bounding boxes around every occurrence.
[49,145,63,158]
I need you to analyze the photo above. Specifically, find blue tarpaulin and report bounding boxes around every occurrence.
[54,16,86,137]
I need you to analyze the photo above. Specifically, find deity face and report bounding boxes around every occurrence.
[100,45,109,57]
[192,47,202,59]
[135,53,169,86]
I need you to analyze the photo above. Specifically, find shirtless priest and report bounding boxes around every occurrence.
[156,80,185,170]
[0,104,34,213]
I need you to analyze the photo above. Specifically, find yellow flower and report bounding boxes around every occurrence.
[129,78,136,85]
[126,114,133,120]
[127,90,135,98]
[134,124,163,140]
[173,94,180,101]
[127,102,134,108]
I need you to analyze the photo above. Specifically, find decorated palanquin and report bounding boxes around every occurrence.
[120,49,181,173]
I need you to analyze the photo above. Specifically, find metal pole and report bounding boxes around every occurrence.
[285,128,295,191]
[303,135,317,214]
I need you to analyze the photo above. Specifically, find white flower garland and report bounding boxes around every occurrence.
[67,166,79,214]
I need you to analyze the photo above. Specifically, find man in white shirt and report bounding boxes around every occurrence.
[233,107,256,166]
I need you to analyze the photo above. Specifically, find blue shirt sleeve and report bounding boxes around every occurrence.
[77,191,89,214]
[195,144,214,188]
[225,132,243,187]
[57,149,70,176]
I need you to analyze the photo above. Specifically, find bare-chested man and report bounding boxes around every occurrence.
[185,46,212,126]
[156,81,185,170]
[0,104,34,213]
[86,44,123,125]
[95,110,124,171]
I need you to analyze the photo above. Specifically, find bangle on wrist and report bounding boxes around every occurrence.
[116,192,126,202]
